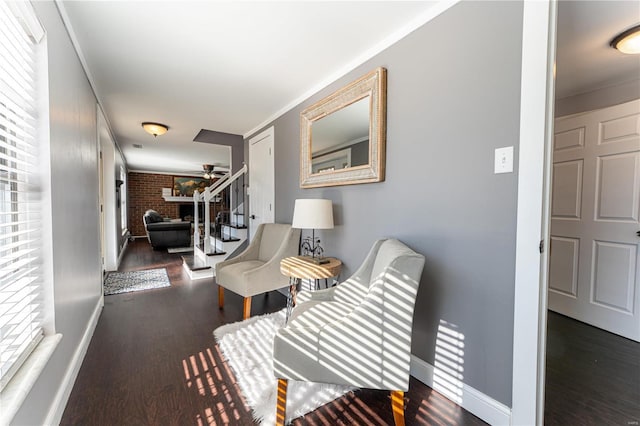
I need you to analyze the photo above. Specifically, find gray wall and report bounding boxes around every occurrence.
[555,79,640,117]
[247,1,523,405]
[13,2,103,424]
[350,140,368,167]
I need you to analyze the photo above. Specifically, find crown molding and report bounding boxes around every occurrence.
[243,0,460,139]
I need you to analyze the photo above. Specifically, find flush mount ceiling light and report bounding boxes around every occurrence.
[141,122,169,137]
[610,24,640,54]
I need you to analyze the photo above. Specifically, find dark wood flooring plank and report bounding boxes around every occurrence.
[544,311,640,426]
[61,239,486,426]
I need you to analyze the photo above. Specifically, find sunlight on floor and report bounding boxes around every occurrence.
[183,345,250,425]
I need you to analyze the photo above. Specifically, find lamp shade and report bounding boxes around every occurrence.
[292,199,334,229]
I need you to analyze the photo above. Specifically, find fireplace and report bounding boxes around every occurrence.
[179,204,205,222]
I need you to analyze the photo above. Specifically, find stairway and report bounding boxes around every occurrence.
[182,165,248,280]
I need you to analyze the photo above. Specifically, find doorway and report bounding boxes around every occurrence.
[97,107,118,271]
[248,126,275,241]
[544,1,640,424]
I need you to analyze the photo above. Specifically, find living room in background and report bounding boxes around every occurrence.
[127,172,179,238]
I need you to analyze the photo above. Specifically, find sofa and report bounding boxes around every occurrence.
[143,209,191,249]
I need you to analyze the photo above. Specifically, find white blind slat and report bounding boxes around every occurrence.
[0,0,44,392]
[0,266,38,291]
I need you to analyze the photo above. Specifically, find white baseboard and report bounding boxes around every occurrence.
[410,354,511,425]
[43,296,104,425]
[116,237,129,269]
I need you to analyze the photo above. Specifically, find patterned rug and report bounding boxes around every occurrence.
[104,268,170,295]
[214,309,354,424]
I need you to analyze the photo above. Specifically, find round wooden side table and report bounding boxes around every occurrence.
[280,256,342,321]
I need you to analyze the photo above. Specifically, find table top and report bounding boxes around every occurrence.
[280,256,342,280]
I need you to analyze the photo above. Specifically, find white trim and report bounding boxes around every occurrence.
[242,0,461,139]
[117,236,129,270]
[511,1,556,425]
[0,334,62,425]
[410,355,511,426]
[36,28,56,337]
[43,297,104,426]
[54,2,126,164]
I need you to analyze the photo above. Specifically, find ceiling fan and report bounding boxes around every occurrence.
[202,164,228,179]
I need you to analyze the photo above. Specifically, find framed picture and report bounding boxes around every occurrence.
[173,176,210,196]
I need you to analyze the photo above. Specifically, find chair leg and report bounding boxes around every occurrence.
[391,390,405,426]
[275,378,288,426]
[243,297,251,320]
[218,287,224,309]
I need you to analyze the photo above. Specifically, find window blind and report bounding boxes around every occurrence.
[0,0,45,391]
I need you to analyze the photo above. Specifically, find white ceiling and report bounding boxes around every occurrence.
[59,0,441,174]
[555,1,640,99]
[58,1,640,175]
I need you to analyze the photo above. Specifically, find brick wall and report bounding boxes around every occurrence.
[128,172,180,237]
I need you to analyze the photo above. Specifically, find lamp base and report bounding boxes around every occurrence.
[299,255,330,265]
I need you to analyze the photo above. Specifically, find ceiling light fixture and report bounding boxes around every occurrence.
[203,164,214,179]
[610,24,640,54]
[141,122,169,137]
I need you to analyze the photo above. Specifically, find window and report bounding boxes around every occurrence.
[120,166,127,234]
[0,0,46,391]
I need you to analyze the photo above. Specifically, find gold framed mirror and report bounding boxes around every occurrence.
[300,67,386,188]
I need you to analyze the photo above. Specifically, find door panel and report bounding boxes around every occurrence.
[596,153,639,221]
[600,112,640,143]
[554,126,585,151]
[549,99,640,341]
[548,237,579,297]
[552,160,583,219]
[591,241,636,313]
[248,127,275,242]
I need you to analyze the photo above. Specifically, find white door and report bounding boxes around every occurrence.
[549,99,640,341]
[99,150,105,276]
[248,126,275,241]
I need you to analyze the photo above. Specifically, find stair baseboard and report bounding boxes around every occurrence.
[220,237,240,242]
[181,255,211,271]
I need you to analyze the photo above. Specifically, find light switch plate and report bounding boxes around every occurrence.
[494,146,514,174]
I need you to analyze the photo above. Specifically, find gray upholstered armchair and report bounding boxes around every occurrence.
[215,223,301,319]
[272,238,425,426]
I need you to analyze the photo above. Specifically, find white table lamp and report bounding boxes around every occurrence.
[292,199,334,263]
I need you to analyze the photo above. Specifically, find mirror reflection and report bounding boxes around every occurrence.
[311,97,370,174]
[300,67,386,188]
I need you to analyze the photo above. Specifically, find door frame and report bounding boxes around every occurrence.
[248,126,275,241]
[97,106,118,271]
[511,0,557,424]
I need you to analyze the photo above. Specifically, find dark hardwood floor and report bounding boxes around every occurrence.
[544,311,640,426]
[61,239,487,425]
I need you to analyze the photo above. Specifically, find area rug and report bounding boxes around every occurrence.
[103,268,170,295]
[214,309,354,424]
[167,246,193,253]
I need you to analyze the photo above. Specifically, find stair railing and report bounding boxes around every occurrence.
[194,164,247,254]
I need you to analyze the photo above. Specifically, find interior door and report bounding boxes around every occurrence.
[248,126,275,241]
[99,150,105,276]
[549,99,640,341]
